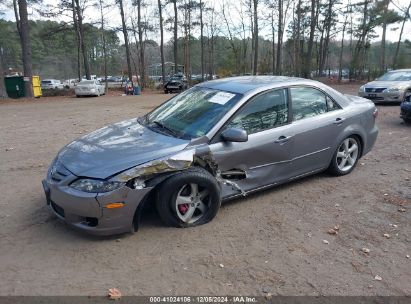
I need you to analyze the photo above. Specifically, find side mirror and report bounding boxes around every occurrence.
[221,128,248,143]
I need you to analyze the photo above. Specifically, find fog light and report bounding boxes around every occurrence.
[105,202,125,209]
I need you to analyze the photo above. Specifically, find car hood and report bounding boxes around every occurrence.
[57,118,189,179]
[364,80,411,88]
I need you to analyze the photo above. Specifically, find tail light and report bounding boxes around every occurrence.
[373,108,378,119]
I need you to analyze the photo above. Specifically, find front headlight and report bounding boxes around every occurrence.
[70,179,124,193]
[359,85,365,92]
[383,87,400,93]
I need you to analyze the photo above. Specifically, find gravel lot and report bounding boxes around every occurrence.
[0,84,410,296]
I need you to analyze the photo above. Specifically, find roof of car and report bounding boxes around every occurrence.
[198,76,312,94]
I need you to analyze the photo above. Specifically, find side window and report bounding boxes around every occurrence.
[326,96,340,111]
[225,89,288,134]
[290,87,329,121]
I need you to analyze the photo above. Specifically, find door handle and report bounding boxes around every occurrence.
[333,118,346,125]
[275,135,293,144]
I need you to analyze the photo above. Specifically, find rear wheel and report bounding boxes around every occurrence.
[155,168,221,228]
[328,136,361,176]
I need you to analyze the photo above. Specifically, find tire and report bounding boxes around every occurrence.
[76,95,81,98]
[328,136,362,176]
[404,118,411,125]
[155,167,221,228]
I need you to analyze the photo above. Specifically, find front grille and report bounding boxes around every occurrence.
[51,201,65,218]
[365,88,386,93]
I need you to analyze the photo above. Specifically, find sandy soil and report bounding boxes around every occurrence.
[0,84,410,296]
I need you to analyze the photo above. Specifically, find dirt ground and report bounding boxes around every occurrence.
[0,84,410,296]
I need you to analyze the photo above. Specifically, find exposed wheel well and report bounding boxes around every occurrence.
[350,134,364,158]
[132,165,215,232]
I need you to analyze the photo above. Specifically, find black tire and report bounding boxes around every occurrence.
[327,136,362,176]
[76,95,81,98]
[404,118,411,125]
[155,167,221,228]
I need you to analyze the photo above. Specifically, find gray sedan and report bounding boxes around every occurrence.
[43,77,379,235]
[359,69,411,103]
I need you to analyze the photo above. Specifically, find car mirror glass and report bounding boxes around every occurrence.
[221,128,248,142]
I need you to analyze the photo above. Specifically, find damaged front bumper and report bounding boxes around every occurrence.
[42,179,152,235]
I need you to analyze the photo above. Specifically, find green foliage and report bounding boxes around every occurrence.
[0,19,123,79]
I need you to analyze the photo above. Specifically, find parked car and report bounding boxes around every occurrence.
[400,95,411,124]
[164,74,189,93]
[43,76,378,235]
[75,80,105,97]
[358,69,411,103]
[63,79,78,89]
[41,79,64,90]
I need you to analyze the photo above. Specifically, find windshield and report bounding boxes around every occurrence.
[79,80,95,85]
[378,71,411,81]
[42,81,51,84]
[142,87,242,140]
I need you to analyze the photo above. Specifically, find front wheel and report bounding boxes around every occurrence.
[155,168,221,228]
[328,136,361,176]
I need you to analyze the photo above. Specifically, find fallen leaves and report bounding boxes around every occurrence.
[327,229,338,235]
[108,288,121,300]
[362,248,370,254]
[374,275,382,281]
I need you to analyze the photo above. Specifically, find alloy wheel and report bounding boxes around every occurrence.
[175,183,210,224]
[336,138,359,172]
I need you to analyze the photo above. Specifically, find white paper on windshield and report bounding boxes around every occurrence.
[208,92,236,105]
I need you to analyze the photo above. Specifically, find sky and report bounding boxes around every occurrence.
[1,0,411,45]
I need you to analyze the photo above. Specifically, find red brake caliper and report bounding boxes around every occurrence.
[178,204,189,215]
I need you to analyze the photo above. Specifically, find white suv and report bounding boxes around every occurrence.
[41,79,64,90]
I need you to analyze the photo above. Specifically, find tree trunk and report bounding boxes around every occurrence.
[173,0,178,74]
[17,0,33,97]
[319,0,333,77]
[200,0,204,82]
[158,0,166,87]
[252,0,258,75]
[137,0,145,88]
[380,0,390,74]
[74,0,91,80]
[393,1,411,69]
[118,0,132,82]
[351,0,369,79]
[0,52,7,98]
[303,0,317,78]
[99,0,108,94]
[295,0,302,76]
[271,12,276,74]
[276,0,283,75]
[338,15,347,82]
[72,0,82,81]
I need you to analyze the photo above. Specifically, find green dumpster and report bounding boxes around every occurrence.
[5,76,26,98]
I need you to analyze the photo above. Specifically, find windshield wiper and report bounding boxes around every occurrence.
[151,120,180,138]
